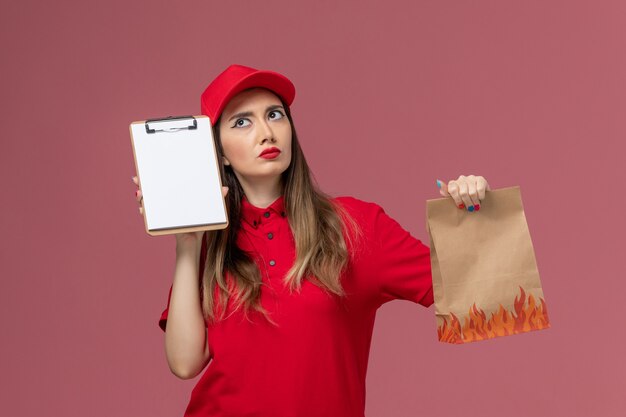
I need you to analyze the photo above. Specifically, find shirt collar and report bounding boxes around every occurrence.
[240,194,287,228]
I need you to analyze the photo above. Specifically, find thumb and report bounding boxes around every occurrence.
[436,179,450,197]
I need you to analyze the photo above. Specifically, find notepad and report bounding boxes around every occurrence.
[130,115,228,236]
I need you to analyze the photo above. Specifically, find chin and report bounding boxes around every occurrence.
[264,161,290,174]
[245,165,290,180]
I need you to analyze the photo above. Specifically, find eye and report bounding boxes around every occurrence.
[232,118,251,128]
[268,110,284,121]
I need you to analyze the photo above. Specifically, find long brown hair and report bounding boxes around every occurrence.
[200,93,362,326]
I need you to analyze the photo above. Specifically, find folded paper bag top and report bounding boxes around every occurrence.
[426,186,550,344]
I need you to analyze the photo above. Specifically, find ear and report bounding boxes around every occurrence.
[222,156,231,166]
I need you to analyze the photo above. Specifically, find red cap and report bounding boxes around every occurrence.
[200,64,296,126]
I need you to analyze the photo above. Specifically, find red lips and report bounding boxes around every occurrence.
[259,147,281,157]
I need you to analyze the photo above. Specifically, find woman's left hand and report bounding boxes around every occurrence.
[436,175,491,212]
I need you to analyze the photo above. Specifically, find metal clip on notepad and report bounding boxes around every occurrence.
[145,115,198,134]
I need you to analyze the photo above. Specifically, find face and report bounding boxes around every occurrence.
[218,88,292,186]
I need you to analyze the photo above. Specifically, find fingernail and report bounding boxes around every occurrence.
[475,204,480,211]
[468,205,475,212]
[458,204,465,209]
[135,190,139,197]
[436,180,442,189]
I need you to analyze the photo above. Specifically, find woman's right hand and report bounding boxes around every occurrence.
[131,175,229,247]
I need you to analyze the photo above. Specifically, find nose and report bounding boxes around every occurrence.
[258,119,276,144]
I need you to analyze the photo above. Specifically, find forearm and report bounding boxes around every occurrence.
[164,242,210,379]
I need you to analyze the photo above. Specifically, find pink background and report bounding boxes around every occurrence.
[1,1,624,416]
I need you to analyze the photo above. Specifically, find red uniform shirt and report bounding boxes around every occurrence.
[159,195,434,417]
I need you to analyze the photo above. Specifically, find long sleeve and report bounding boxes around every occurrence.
[369,202,434,307]
[339,197,434,309]
[158,233,209,332]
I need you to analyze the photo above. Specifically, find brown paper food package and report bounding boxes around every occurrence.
[426,186,550,344]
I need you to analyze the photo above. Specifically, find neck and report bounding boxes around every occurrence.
[237,174,283,208]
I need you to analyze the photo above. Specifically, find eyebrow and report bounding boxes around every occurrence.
[227,104,285,122]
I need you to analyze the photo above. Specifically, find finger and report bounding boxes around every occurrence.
[135,189,143,203]
[436,179,450,197]
[139,206,143,215]
[456,180,475,211]
[466,176,480,207]
[476,176,488,202]
[132,175,138,185]
[446,180,465,209]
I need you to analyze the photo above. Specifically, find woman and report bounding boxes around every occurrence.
[132,64,490,417]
